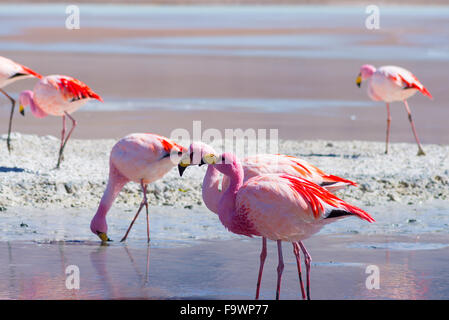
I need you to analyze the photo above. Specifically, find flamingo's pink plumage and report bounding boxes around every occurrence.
[0,56,42,152]
[90,133,185,243]
[201,152,374,300]
[179,144,366,299]
[357,64,432,155]
[210,152,374,300]
[18,75,103,167]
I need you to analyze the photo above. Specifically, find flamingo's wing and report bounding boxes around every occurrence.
[281,174,374,222]
[381,66,432,99]
[242,154,357,191]
[51,75,103,103]
[14,64,42,79]
[235,174,373,241]
[0,56,41,83]
[155,134,185,156]
[281,155,358,189]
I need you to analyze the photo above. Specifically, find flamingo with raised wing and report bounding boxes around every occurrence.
[90,133,185,243]
[18,75,103,168]
[356,65,432,155]
[0,56,41,152]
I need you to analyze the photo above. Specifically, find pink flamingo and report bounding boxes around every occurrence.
[188,152,374,300]
[357,65,432,155]
[0,56,42,152]
[18,75,103,168]
[90,133,185,243]
[178,142,360,300]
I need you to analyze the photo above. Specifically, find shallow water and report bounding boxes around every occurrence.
[80,97,377,113]
[1,203,448,299]
[1,234,449,299]
[1,4,448,60]
[1,201,448,245]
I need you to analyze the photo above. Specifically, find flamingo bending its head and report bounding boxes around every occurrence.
[18,75,103,168]
[90,133,185,243]
[0,56,42,152]
[179,147,371,300]
[356,64,432,156]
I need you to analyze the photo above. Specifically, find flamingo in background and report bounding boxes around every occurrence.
[186,152,374,300]
[356,65,432,155]
[178,142,359,300]
[0,56,42,152]
[18,75,103,168]
[90,133,185,243]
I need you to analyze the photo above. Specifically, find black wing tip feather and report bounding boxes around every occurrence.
[9,73,28,79]
[325,209,352,219]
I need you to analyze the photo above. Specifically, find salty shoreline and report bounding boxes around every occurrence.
[0,133,448,211]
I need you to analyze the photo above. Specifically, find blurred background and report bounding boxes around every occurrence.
[1,1,448,143]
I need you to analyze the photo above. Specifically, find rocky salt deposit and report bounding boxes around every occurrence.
[0,133,448,211]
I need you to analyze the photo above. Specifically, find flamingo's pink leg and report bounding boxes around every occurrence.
[120,180,149,242]
[1,88,16,153]
[56,111,77,168]
[298,241,312,300]
[60,114,66,158]
[385,103,391,154]
[255,237,267,300]
[293,242,306,300]
[403,100,425,156]
[142,182,150,243]
[275,240,284,300]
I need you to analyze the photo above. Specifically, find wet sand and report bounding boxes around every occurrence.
[1,106,447,144]
[0,51,447,143]
[1,234,449,300]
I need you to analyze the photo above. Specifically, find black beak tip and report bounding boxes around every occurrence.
[178,164,186,177]
[20,110,25,116]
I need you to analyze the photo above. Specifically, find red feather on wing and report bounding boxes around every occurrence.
[281,174,374,222]
[57,77,103,102]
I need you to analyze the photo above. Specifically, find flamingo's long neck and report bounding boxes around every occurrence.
[217,160,250,236]
[90,164,128,234]
[201,165,222,214]
[22,91,48,118]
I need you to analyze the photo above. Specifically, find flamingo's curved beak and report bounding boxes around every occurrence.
[178,156,190,177]
[19,105,25,116]
[97,232,111,242]
[178,163,187,177]
[356,73,362,88]
[178,152,207,176]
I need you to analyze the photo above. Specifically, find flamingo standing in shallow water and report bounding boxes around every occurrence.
[18,75,103,168]
[187,152,374,300]
[356,65,432,155]
[90,133,185,243]
[179,143,363,300]
[0,56,42,152]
